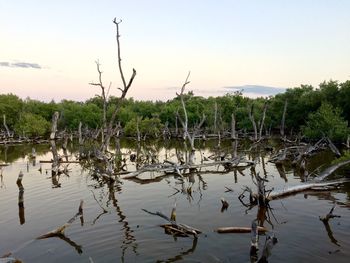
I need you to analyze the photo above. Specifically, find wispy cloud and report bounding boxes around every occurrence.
[0,61,42,69]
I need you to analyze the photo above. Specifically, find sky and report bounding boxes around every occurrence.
[1,0,349,102]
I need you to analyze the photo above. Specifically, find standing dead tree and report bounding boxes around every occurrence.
[248,104,258,141]
[176,71,206,152]
[258,101,268,141]
[280,100,288,138]
[89,61,111,146]
[99,18,136,152]
[2,114,11,138]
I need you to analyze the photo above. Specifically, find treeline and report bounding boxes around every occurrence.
[0,80,349,141]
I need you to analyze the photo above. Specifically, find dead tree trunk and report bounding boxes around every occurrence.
[231,112,236,140]
[176,72,205,151]
[248,104,258,141]
[280,100,287,138]
[259,102,267,141]
[2,114,11,138]
[50,112,59,140]
[89,61,110,146]
[78,122,83,145]
[102,18,136,151]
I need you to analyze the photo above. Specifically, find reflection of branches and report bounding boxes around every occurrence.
[37,201,84,255]
[0,168,5,188]
[107,182,138,261]
[321,220,340,246]
[90,190,108,225]
[56,234,83,254]
[156,238,198,263]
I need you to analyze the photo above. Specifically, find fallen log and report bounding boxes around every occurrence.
[216,226,268,234]
[313,159,350,182]
[142,208,201,238]
[268,179,349,201]
[39,160,80,164]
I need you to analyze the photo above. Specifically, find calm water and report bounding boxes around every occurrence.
[0,139,349,263]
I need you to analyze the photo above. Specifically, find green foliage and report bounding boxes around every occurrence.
[124,117,163,138]
[302,103,349,141]
[14,113,50,137]
[0,94,23,128]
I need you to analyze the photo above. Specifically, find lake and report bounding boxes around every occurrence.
[0,139,349,262]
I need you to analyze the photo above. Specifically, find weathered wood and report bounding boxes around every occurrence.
[314,159,350,182]
[268,180,348,200]
[280,100,287,137]
[216,226,268,234]
[50,112,59,140]
[231,112,237,140]
[248,104,258,141]
[259,101,268,140]
[2,114,11,138]
[142,208,201,237]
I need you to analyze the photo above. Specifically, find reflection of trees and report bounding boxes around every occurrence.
[90,180,138,262]
[156,237,197,263]
[0,144,50,163]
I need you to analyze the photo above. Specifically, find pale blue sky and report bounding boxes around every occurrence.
[1,0,349,101]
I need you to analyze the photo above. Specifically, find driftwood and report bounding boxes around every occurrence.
[142,208,201,238]
[37,200,84,239]
[268,180,348,201]
[123,157,254,180]
[313,159,350,182]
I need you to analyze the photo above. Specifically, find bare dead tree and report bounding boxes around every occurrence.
[259,101,268,141]
[248,104,258,141]
[50,112,59,140]
[89,61,111,145]
[176,71,206,151]
[3,114,11,138]
[280,100,288,138]
[101,18,136,151]
[231,112,236,140]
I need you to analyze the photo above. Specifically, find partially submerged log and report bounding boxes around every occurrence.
[142,208,201,238]
[268,180,348,201]
[216,226,267,234]
[313,159,350,182]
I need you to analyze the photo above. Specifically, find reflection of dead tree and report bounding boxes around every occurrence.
[107,181,138,259]
[37,201,84,254]
[319,205,341,246]
[17,171,25,225]
[90,190,108,225]
[156,237,198,263]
